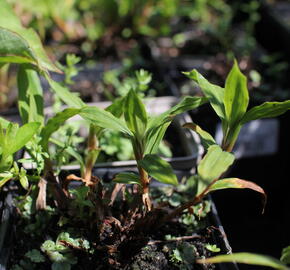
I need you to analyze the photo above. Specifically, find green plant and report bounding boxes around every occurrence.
[198,244,290,269]
[184,60,290,152]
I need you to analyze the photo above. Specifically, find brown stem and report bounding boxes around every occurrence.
[84,125,99,183]
[36,158,68,210]
[138,165,152,211]
[161,177,220,224]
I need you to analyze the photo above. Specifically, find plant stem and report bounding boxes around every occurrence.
[84,124,100,183]
[133,138,152,211]
[161,177,220,224]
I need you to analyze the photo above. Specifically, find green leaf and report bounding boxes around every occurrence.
[0,172,13,188]
[80,106,133,136]
[113,172,141,185]
[25,249,45,263]
[144,96,207,155]
[106,97,124,118]
[205,244,221,253]
[40,108,82,152]
[124,89,147,137]
[46,76,85,108]
[19,174,29,190]
[183,122,216,149]
[139,154,178,186]
[0,27,37,65]
[197,253,290,270]
[168,96,208,116]
[0,117,10,129]
[224,60,249,127]
[17,64,44,124]
[183,70,225,120]
[206,178,266,211]
[281,246,290,264]
[145,121,171,155]
[197,145,234,184]
[8,122,40,155]
[0,0,60,72]
[50,138,85,172]
[241,101,290,124]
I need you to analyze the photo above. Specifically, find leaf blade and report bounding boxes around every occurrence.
[183,70,225,120]
[241,101,290,124]
[139,154,178,186]
[224,60,249,127]
[80,106,133,136]
[183,122,216,150]
[197,145,234,184]
[197,253,289,270]
[17,64,44,124]
[8,122,41,155]
[113,172,141,185]
[40,108,81,152]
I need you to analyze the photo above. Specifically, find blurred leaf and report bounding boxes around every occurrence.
[17,64,44,124]
[197,145,234,184]
[139,154,178,186]
[8,122,40,155]
[281,246,290,264]
[224,60,249,127]
[183,122,216,149]
[113,172,140,185]
[40,108,81,152]
[46,76,85,108]
[0,27,37,65]
[241,101,290,124]
[197,253,290,270]
[0,0,60,72]
[0,117,10,129]
[0,172,13,188]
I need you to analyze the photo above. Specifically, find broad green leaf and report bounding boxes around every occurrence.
[183,70,225,120]
[197,253,289,270]
[19,174,29,190]
[46,76,85,108]
[0,27,37,65]
[241,101,290,124]
[80,106,133,136]
[224,60,249,127]
[198,145,234,184]
[0,172,13,188]
[145,121,171,155]
[0,117,10,129]
[40,108,82,152]
[8,122,40,155]
[139,154,178,186]
[113,172,141,185]
[124,89,147,137]
[106,97,124,118]
[0,0,60,72]
[17,64,44,124]
[144,96,207,154]
[183,122,216,149]
[168,96,208,116]
[281,246,290,264]
[206,178,266,211]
